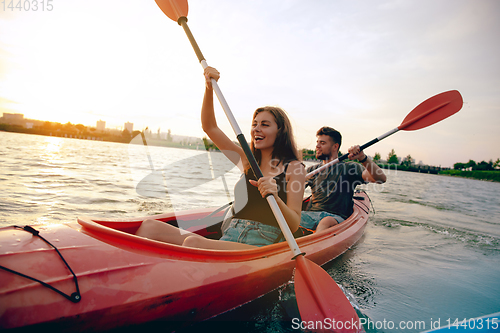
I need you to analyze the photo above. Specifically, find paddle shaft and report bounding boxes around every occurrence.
[307,127,399,177]
[178,17,303,257]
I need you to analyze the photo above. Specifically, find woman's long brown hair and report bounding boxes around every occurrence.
[246,106,300,175]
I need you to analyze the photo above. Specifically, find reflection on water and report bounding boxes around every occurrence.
[2,131,500,332]
[41,135,63,155]
[0,131,242,225]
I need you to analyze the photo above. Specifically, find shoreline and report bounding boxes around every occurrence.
[437,170,500,183]
[3,129,497,182]
[375,163,500,183]
[0,127,204,151]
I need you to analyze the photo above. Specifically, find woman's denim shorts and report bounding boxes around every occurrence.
[300,211,345,230]
[220,219,282,247]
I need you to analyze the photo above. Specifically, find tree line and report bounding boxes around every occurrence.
[453,159,500,171]
[371,149,500,171]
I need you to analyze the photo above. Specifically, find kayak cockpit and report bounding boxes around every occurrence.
[77,192,370,263]
[77,208,293,263]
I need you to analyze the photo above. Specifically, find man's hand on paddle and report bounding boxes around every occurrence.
[347,145,366,161]
[348,145,387,183]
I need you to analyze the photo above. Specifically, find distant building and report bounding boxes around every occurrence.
[96,120,106,131]
[124,122,133,133]
[1,113,25,126]
[0,113,41,128]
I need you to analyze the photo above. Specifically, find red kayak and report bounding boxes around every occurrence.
[0,192,370,331]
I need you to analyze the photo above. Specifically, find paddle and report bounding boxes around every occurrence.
[154,1,362,331]
[307,90,463,178]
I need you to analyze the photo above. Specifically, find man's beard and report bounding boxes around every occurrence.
[317,153,330,160]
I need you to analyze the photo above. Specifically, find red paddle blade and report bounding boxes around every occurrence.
[155,0,189,22]
[399,90,463,131]
[294,256,362,333]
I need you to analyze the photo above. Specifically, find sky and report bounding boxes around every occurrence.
[0,0,499,168]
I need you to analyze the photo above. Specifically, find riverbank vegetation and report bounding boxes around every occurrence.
[0,122,206,150]
[438,170,500,182]
[371,149,500,182]
[0,122,137,143]
[439,158,500,182]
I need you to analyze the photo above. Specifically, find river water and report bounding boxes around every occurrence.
[1,131,499,332]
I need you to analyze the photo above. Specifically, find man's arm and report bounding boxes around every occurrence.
[360,157,386,183]
[348,145,387,184]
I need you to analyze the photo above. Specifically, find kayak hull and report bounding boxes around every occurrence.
[0,192,370,331]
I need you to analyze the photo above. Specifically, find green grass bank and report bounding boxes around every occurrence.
[438,170,500,182]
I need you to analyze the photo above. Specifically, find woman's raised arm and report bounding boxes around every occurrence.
[201,67,245,168]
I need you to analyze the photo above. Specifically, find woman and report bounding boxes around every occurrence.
[136,67,305,249]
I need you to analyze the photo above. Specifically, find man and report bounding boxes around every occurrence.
[300,127,386,233]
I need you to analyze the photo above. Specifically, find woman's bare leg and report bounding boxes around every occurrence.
[183,235,257,250]
[135,219,203,245]
[136,219,258,250]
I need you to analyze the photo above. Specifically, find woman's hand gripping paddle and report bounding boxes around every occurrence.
[154,0,362,331]
[307,90,463,178]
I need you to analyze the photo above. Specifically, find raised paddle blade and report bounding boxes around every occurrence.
[155,0,188,22]
[294,256,362,333]
[399,90,463,131]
